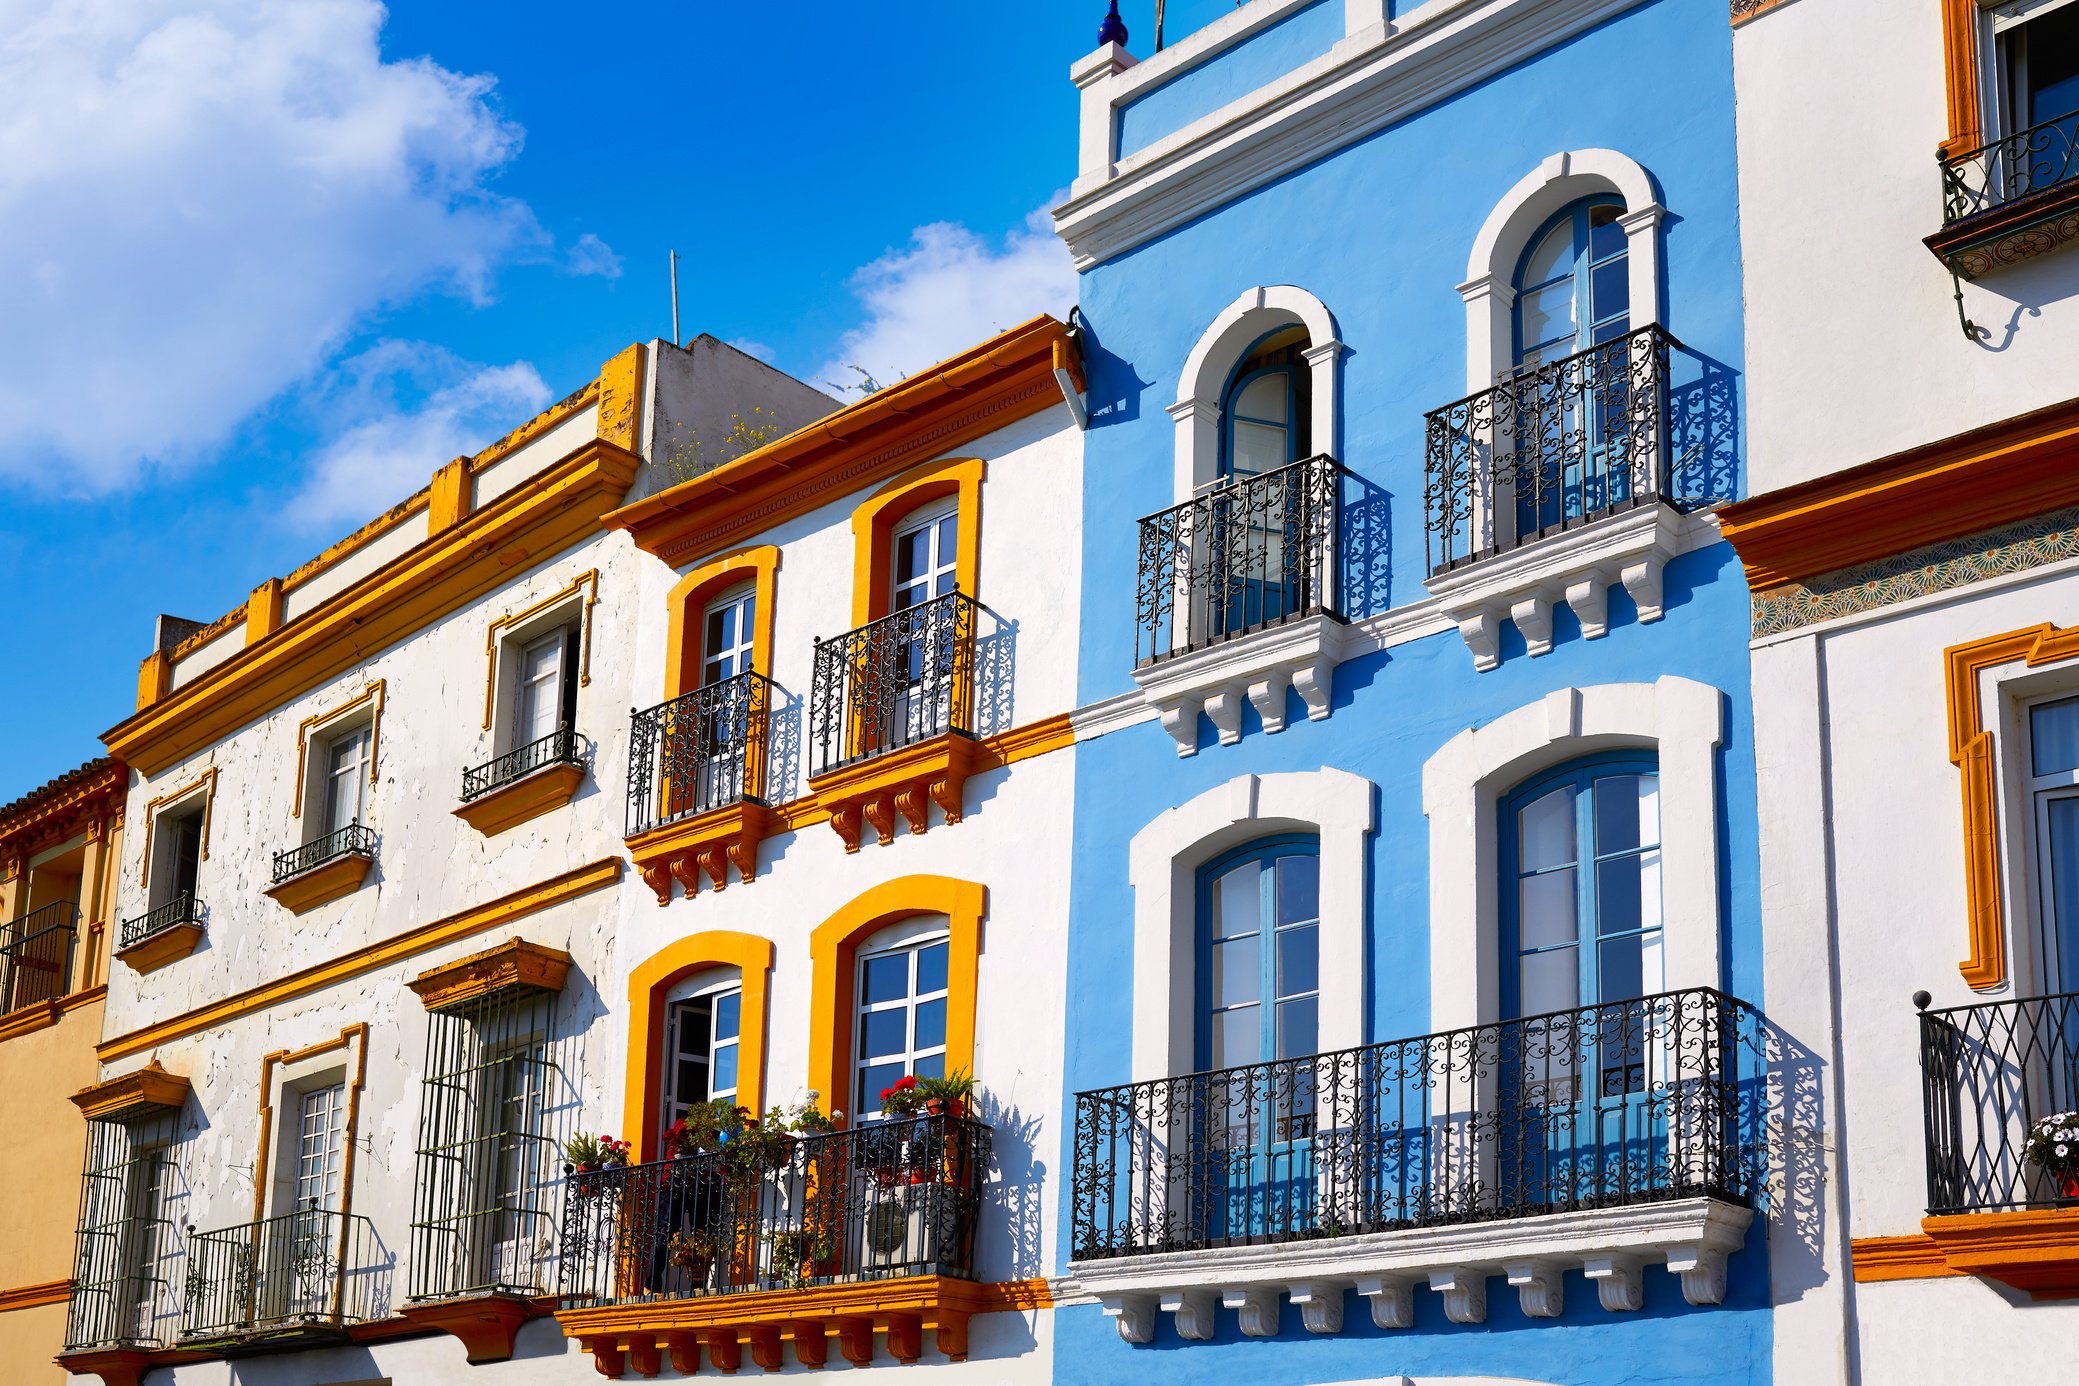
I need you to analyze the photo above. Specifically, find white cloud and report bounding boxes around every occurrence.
[727,338,777,364]
[815,205,1076,394]
[287,340,549,530]
[0,0,540,490]
[566,232,623,280]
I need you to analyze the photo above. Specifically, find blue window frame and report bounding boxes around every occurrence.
[1513,198,1631,370]
[1196,836,1321,1072]
[1221,363,1299,481]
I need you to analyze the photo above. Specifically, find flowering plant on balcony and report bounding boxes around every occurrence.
[663,1100,749,1158]
[878,1074,926,1117]
[563,1133,630,1171]
[726,1091,845,1174]
[665,1228,719,1279]
[2026,1112,2079,1195]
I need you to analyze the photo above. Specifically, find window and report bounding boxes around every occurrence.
[1196,839,1320,1071]
[293,1082,347,1212]
[1513,200,1630,371]
[661,973,743,1139]
[514,625,580,749]
[854,922,951,1119]
[891,502,959,613]
[67,1113,181,1351]
[120,1149,174,1341]
[1994,2,2079,144]
[1218,328,1311,483]
[150,800,204,910]
[2029,694,2079,992]
[318,725,371,837]
[701,585,757,685]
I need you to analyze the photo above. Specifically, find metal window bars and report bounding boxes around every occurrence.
[463,724,581,804]
[65,1112,182,1351]
[1941,108,2079,224]
[1,899,78,1011]
[181,1205,384,1339]
[271,822,376,885]
[809,591,978,779]
[626,671,773,838]
[1423,324,1684,575]
[118,893,200,952]
[1134,454,1347,666]
[1917,989,2079,1215]
[409,985,564,1301]
[559,1114,990,1308]
[1069,987,1768,1262]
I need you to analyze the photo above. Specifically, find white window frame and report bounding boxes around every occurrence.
[661,968,745,1134]
[890,500,960,610]
[513,628,570,748]
[292,1081,347,1213]
[701,582,758,686]
[488,600,584,757]
[1172,286,1343,501]
[318,725,371,838]
[150,796,206,909]
[853,918,953,1119]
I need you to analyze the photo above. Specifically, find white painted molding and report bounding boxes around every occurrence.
[1132,614,1342,756]
[1174,285,1343,498]
[1129,766,1375,1084]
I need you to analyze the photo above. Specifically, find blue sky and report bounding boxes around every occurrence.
[0,0,1240,794]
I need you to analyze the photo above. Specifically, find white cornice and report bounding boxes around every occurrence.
[1054,0,1651,269]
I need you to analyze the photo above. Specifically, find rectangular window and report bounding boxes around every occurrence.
[1995,1,2079,134]
[513,625,580,749]
[661,984,743,1140]
[66,1112,181,1352]
[2030,694,2079,994]
[854,934,950,1120]
[149,801,205,910]
[293,1083,346,1212]
[320,726,371,837]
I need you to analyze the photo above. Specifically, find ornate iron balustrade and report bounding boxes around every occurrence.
[183,1205,385,1339]
[810,592,977,778]
[560,1114,990,1308]
[1917,989,2079,1215]
[119,893,200,952]
[1,899,77,1010]
[1424,324,1687,575]
[1941,110,2079,224]
[463,724,580,803]
[1135,454,1346,666]
[626,671,772,837]
[1070,987,1767,1262]
[271,822,375,885]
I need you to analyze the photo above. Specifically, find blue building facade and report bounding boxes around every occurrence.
[1052,1,1771,1382]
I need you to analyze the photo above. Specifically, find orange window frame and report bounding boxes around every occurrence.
[848,458,985,628]
[663,544,781,701]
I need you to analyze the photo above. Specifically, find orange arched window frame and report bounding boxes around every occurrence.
[624,930,774,1163]
[662,543,780,700]
[848,457,985,628]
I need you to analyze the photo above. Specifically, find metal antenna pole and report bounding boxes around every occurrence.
[1155,0,1165,50]
[669,251,682,346]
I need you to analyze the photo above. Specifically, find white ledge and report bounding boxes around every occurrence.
[1130,613,1343,757]
[1073,1196,1752,1343]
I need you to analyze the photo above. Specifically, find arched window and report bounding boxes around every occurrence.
[1196,836,1321,1070]
[1513,199,1631,371]
[1500,753,1663,1020]
[853,916,953,1119]
[1218,328,1312,482]
[660,966,744,1142]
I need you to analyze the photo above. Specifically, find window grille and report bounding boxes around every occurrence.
[65,1110,182,1351]
[1,900,78,1010]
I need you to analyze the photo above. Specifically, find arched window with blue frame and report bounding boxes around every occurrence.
[1197,835,1321,1071]
[1200,328,1315,643]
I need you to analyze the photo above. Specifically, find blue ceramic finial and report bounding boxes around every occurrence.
[1098,1,1129,47]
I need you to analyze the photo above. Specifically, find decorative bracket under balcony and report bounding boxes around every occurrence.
[626,800,777,905]
[809,732,977,852]
[398,1293,553,1364]
[454,762,583,836]
[1132,613,1342,758]
[1424,504,1713,672]
[1926,111,2079,281]
[1070,1197,1751,1344]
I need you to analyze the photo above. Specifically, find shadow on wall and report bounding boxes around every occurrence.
[1668,345,1740,508]
[1073,311,1154,433]
[972,608,1019,740]
[762,685,805,805]
[975,1094,1047,1281]
[1761,1013,1829,1306]
[1339,470,1393,621]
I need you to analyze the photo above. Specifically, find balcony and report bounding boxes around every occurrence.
[1907,990,2079,1296]
[1069,988,1766,1342]
[1132,455,1348,756]
[116,893,202,973]
[265,822,375,914]
[1,900,77,1011]
[556,1114,994,1372]
[1927,111,2079,280]
[808,590,978,852]
[180,1206,387,1350]
[625,671,774,904]
[1423,325,1714,671]
[455,724,584,836]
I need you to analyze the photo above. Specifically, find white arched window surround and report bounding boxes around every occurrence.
[1169,286,1344,499]
[1128,768,1374,1082]
[1459,149,1666,392]
[1421,677,1724,1037]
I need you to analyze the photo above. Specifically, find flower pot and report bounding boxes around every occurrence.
[2061,1173,2079,1200]
[924,1097,946,1117]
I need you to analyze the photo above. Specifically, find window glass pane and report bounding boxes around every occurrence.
[861,1008,907,1060]
[1599,932,1645,1006]
[1519,945,1579,1016]
[860,1061,906,1112]
[1212,863,1260,939]
[1518,786,1576,870]
[1523,222,1574,288]
[1230,419,1291,477]
[1518,867,1577,950]
[895,527,930,586]
[1518,279,1576,354]
[2034,696,2079,776]
[861,952,910,1005]
[1211,1007,1259,1070]
[916,940,949,995]
[1593,775,1644,852]
[913,997,946,1051]
[1597,854,1644,936]
[935,514,958,566]
[1234,372,1290,423]
[1276,854,1319,925]
[912,1053,945,1082]
[2044,795,2079,989]
[2023,10,2079,126]
[1211,937,1258,1008]
[1589,260,1629,326]
[713,990,740,1040]
[1589,205,1627,262]
[710,1045,738,1097]
[1277,996,1318,1061]
[1276,923,1319,1000]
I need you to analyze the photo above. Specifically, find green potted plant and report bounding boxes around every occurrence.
[2026,1111,2079,1199]
[564,1133,631,1173]
[916,1069,977,1119]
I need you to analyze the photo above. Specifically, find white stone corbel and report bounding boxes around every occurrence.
[1288,1282,1345,1334]
[1353,1275,1413,1329]
[1454,609,1503,671]
[1427,1268,1487,1324]
[1222,1287,1280,1337]
[1505,1260,1564,1318]
[1160,1289,1218,1340]
[1510,590,1555,657]
[1204,687,1245,746]
[1246,670,1292,734]
[1292,655,1333,721]
[1620,552,1666,623]
[1102,1292,1157,1344]
[1666,1244,1729,1306]
[1563,567,1612,640]
[1583,1253,1643,1312]
[1158,699,1201,758]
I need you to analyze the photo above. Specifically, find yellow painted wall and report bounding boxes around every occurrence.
[0,1301,69,1386]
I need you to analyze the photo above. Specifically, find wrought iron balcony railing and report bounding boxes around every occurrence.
[559,1114,990,1308]
[1070,987,1767,1262]
[810,591,977,778]
[272,822,375,885]
[182,1205,385,1340]
[1,900,78,1010]
[627,671,772,837]
[1941,110,2079,225]
[1424,324,1689,575]
[119,893,200,952]
[1917,989,2079,1215]
[463,724,580,803]
[1135,454,1346,666]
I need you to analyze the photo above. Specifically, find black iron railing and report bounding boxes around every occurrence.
[810,592,977,778]
[626,671,772,837]
[1070,987,1767,1261]
[182,1205,384,1339]
[559,1114,989,1307]
[1941,110,2079,224]
[463,725,580,803]
[1424,324,1687,574]
[1,900,78,1010]
[119,894,200,952]
[272,822,375,885]
[65,1115,181,1352]
[1917,989,2079,1215]
[1135,454,1346,666]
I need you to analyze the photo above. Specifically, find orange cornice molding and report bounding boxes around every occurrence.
[0,1278,72,1312]
[1718,397,2079,592]
[0,758,125,856]
[408,937,573,1012]
[1859,1210,2079,1297]
[104,439,641,775]
[623,930,774,1163]
[1939,0,1983,162]
[71,1060,189,1121]
[1944,623,2079,990]
[607,317,1075,568]
[1849,1233,1961,1283]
